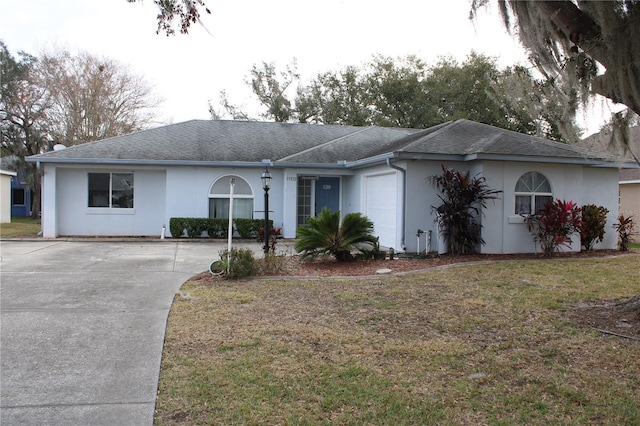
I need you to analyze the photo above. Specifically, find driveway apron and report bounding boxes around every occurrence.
[0,240,247,426]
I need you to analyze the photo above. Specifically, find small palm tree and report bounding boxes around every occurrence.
[295,207,377,262]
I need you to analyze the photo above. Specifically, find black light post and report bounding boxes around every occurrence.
[261,166,272,254]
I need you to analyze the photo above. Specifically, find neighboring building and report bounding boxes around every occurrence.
[27,119,631,253]
[620,168,640,241]
[580,126,640,241]
[1,168,18,223]
[0,155,33,218]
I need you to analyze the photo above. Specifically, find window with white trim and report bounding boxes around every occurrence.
[515,171,552,214]
[209,175,254,219]
[88,172,134,208]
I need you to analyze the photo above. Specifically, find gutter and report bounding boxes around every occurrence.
[386,158,407,251]
[25,157,356,171]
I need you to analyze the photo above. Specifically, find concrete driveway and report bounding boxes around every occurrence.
[0,240,261,426]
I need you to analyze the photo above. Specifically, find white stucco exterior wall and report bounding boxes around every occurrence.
[581,167,620,249]
[41,165,57,237]
[402,161,469,254]
[51,166,167,236]
[163,166,285,238]
[485,162,618,254]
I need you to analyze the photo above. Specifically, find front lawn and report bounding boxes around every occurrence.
[0,217,41,237]
[155,255,640,425]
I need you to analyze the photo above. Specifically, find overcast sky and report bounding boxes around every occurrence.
[0,0,608,134]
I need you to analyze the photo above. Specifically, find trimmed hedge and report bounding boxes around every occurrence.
[169,217,273,239]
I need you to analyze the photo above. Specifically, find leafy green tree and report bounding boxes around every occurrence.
[429,165,502,255]
[1,41,50,218]
[295,66,372,126]
[215,53,575,141]
[248,61,299,123]
[295,207,378,262]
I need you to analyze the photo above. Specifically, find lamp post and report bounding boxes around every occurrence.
[261,166,272,254]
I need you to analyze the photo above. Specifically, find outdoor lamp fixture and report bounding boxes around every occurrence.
[261,166,272,254]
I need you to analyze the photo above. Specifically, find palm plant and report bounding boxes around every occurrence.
[430,165,502,255]
[295,207,377,262]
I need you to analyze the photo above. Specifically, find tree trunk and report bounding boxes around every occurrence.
[617,292,640,314]
[29,163,41,219]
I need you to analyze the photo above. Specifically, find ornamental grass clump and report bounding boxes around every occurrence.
[525,199,582,256]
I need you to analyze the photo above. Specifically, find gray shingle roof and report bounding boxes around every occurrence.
[28,119,623,168]
[578,126,640,179]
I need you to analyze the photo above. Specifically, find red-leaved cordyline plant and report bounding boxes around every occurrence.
[524,199,582,256]
[613,214,637,251]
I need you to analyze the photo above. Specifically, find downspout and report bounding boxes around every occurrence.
[386,158,407,251]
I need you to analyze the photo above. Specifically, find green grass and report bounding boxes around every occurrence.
[155,255,640,425]
[630,242,640,249]
[0,217,41,237]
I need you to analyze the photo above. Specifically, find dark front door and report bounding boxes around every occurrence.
[315,177,340,215]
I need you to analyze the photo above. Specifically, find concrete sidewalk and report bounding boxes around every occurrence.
[0,240,261,426]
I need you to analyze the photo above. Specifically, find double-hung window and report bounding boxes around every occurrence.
[514,172,552,215]
[88,172,134,208]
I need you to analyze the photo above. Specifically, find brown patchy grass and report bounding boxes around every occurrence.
[155,254,640,425]
[0,217,41,237]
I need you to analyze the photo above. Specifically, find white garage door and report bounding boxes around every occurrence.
[364,173,397,249]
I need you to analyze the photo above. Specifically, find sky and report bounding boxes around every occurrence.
[0,0,609,134]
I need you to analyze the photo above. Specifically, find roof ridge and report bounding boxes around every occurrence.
[277,126,376,162]
[397,120,456,151]
[464,132,501,154]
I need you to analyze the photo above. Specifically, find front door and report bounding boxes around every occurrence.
[315,177,340,215]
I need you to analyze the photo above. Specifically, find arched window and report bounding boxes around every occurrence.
[514,172,553,214]
[209,175,254,219]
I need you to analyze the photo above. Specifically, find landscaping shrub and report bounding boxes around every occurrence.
[169,217,186,238]
[613,214,637,251]
[205,218,228,238]
[257,225,280,253]
[295,207,377,262]
[580,204,609,250]
[525,199,582,256]
[218,248,260,279]
[260,251,287,275]
[169,217,269,239]
[184,217,206,238]
[234,218,255,239]
[429,164,501,255]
